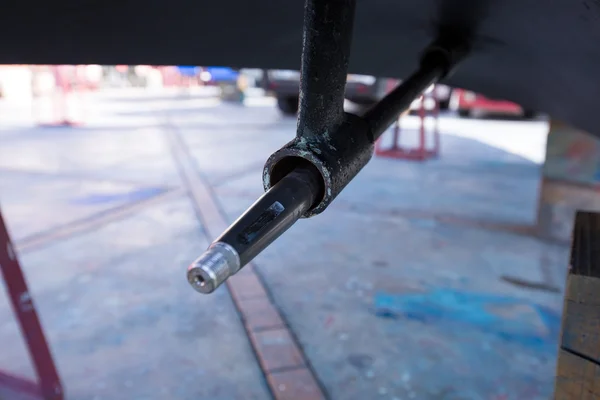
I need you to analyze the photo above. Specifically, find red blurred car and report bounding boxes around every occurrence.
[449,88,535,118]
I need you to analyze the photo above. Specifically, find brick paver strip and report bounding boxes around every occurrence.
[228,271,269,300]
[249,329,305,371]
[267,369,327,400]
[236,297,286,331]
[166,123,327,399]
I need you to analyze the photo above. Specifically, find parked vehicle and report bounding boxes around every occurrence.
[344,74,396,106]
[449,88,535,118]
[265,70,302,114]
[266,70,401,116]
[267,69,452,116]
[267,69,391,115]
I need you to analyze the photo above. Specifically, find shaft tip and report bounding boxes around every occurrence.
[187,242,241,294]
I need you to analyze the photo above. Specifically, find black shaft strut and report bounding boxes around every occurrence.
[364,63,445,140]
[187,0,356,293]
[298,0,356,139]
[363,44,464,140]
[187,0,467,294]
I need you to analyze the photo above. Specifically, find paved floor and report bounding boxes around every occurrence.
[0,89,568,399]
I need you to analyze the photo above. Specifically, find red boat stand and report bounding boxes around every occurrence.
[34,65,85,128]
[0,211,64,400]
[375,86,441,161]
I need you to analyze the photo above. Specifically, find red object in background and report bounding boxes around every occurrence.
[0,211,64,400]
[356,84,368,93]
[33,65,86,127]
[384,79,400,94]
[375,86,440,161]
[158,66,186,87]
[451,88,522,116]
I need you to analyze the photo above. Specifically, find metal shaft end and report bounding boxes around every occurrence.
[186,242,241,294]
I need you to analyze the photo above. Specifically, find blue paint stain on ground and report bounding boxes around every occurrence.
[70,187,167,205]
[373,288,561,353]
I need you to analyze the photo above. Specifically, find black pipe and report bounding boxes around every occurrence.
[187,0,359,294]
[214,164,320,267]
[187,164,321,294]
[297,0,356,139]
[187,20,469,294]
[363,63,445,141]
[363,40,469,140]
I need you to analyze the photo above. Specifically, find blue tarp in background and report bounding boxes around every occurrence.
[205,67,239,82]
[176,66,200,77]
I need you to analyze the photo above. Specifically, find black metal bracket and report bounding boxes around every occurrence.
[187,0,469,294]
[263,0,468,217]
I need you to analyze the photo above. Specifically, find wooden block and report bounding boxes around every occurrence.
[555,349,600,400]
[561,275,600,364]
[565,275,600,305]
[554,210,600,399]
[570,211,600,279]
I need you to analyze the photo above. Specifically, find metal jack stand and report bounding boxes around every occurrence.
[186,0,469,294]
[375,86,441,161]
[34,66,85,128]
[0,211,63,400]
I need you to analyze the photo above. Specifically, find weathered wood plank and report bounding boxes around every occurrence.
[555,349,600,400]
[554,210,600,399]
[570,211,600,279]
[561,275,600,365]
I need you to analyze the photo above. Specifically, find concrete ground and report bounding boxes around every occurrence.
[0,88,568,400]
